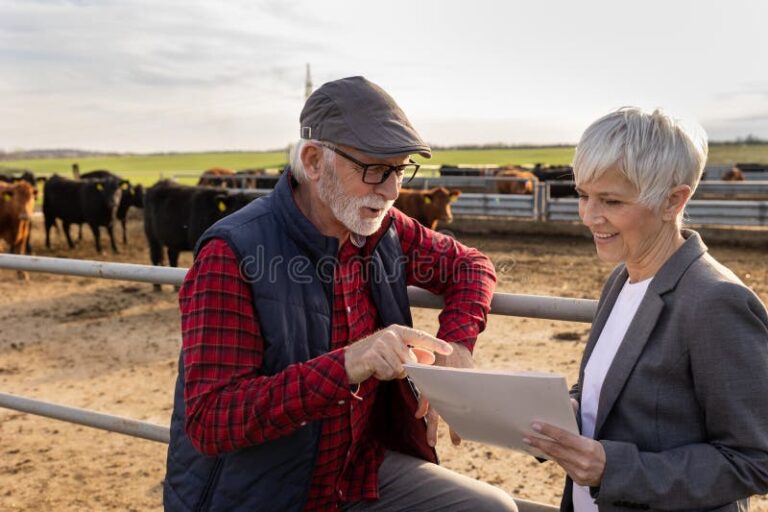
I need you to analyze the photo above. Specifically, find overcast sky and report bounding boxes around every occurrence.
[1,0,767,152]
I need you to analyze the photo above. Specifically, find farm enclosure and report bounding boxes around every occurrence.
[1,217,767,510]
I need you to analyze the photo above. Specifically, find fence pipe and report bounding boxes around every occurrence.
[0,392,170,444]
[0,255,598,323]
[0,254,187,285]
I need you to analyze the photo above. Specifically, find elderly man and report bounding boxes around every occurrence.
[163,76,518,511]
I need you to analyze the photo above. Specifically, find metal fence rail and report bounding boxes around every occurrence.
[209,179,768,227]
[545,197,768,226]
[0,254,597,322]
[0,392,169,443]
[451,192,536,218]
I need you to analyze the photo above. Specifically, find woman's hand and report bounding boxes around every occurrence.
[524,422,606,487]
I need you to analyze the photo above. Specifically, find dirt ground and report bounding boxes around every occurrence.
[1,215,767,511]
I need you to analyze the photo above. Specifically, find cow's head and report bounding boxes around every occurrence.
[722,168,745,181]
[131,184,144,208]
[1,182,36,218]
[423,187,461,224]
[212,192,254,218]
[93,179,123,213]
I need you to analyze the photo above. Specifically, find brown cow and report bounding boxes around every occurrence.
[722,167,745,181]
[394,187,461,230]
[495,167,538,194]
[0,181,36,279]
[198,167,236,187]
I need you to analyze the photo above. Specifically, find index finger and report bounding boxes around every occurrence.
[394,326,453,356]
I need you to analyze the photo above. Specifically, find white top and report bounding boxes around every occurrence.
[573,276,652,512]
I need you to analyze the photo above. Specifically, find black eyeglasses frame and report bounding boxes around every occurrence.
[320,144,420,185]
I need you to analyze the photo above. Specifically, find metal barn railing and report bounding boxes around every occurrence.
[194,178,768,228]
[451,192,537,219]
[0,255,597,322]
[545,197,768,226]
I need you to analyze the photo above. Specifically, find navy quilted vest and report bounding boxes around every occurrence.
[163,173,420,511]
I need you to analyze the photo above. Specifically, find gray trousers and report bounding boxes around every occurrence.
[341,450,519,512]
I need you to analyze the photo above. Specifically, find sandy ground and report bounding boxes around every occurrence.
[1,215,767,510]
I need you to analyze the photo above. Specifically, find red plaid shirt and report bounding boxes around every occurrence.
[179,207,496,511]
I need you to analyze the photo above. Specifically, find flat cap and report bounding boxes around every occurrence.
[300,76,431,159]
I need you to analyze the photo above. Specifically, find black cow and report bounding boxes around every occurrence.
[531,164,577,198]
[143,180,256,290]
[438,165,485,177]
[78,170,142,244]
[234,169,280,189]
[43,175,123,253]
[0,170,37,186]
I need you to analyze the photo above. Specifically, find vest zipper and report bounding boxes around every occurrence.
[194,458,224,512]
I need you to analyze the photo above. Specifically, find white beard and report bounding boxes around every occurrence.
[317,166,393,236]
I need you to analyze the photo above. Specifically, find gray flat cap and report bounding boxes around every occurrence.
[300,76,431,159]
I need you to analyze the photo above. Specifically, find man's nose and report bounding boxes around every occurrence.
[375,172,400,201]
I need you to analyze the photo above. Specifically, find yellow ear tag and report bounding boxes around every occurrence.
[424,196,432,204]
[96,183,104,191]
[450,195,459,203]
[2,192,11,201]
[121,183,129,190]
[217,200,227,212]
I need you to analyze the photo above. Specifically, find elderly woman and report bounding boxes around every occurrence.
[525,107,768,511]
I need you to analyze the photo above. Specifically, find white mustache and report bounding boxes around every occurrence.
[359,197,392,210]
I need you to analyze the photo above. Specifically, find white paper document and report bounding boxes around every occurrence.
[403,363,579,459]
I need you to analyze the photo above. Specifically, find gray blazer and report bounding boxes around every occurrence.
[562,231,768,512]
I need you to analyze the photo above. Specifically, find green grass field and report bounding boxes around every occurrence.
[3,144,767,186]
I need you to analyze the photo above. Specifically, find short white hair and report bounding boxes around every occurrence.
[573,107,708,210]
[290,139,336,183]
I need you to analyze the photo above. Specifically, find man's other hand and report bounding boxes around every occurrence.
[416,343,473,447]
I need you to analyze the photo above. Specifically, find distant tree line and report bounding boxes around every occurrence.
[3,137,767,161]
[710,135,768,146]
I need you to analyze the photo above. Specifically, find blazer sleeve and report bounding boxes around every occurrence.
[596,281,768,509]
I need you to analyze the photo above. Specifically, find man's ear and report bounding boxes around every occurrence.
[662,184,692,221]
[300,143,326,181]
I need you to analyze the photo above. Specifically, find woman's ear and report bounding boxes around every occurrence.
[662,184,692,221]
[300,144,325,181]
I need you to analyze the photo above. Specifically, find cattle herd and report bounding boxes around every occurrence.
[0,162,764,281]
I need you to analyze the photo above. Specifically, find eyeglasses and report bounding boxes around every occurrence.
[322,144,420,185]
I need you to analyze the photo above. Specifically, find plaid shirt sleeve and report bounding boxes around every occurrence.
[391,209,497,353]
[180,239,352,456]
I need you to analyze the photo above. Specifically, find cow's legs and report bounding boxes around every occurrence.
[167,247,180,268]
[168,247,181,291]
[10,226,30,280]
[63,222,76,249]
[106,223,119,254]
[25,220,33,255]
[120,215,128,245]
[78,224,83,241]
[89,223,103,253]
[44,215,55,249]
[147,236,164,292]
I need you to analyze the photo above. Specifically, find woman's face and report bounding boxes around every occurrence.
[576,168,667,268]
